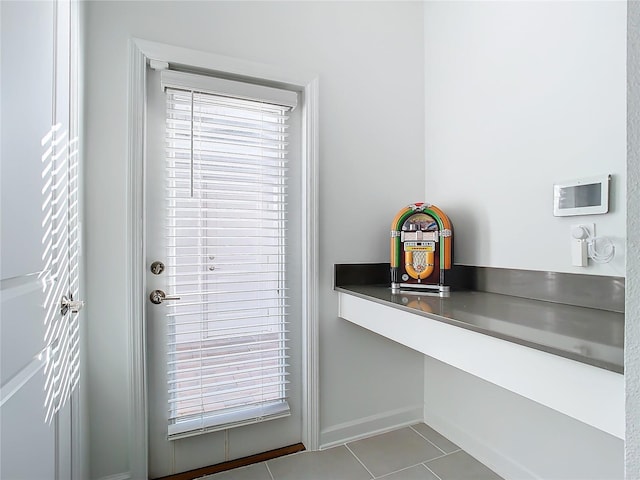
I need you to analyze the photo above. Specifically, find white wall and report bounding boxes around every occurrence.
[625,1,640,477]
[424,357,623,480]
[83,2,425,478]
[424,1,626,277]
[423,2,627,478]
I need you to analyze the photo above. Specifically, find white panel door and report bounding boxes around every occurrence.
[145,68,304,478]
[0,1,81,478]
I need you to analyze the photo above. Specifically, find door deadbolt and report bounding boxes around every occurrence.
[150,261,165,275]
[149,289,181,305]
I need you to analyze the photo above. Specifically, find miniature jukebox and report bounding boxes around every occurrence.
[390,203,453,294]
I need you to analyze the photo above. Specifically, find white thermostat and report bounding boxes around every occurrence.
[553,174,610,217]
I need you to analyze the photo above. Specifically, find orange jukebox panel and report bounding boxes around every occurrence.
[390,203,452,294]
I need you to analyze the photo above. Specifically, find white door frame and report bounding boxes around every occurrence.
[126,38,319,479]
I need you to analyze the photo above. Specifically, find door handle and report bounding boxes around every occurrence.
[60,294,85,315]
[149,289,181,305]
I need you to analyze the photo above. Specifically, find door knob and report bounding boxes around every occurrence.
[149,289,181,305]
[60,294,85,315]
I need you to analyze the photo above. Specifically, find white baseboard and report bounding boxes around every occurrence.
[96,472,131,480]
[319,404,423,450]
[423,408,537,480]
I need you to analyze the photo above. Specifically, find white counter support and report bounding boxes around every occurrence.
[338,292,624,439]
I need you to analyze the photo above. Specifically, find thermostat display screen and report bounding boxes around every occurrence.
[553,175,610,217]
[558,183,601,209]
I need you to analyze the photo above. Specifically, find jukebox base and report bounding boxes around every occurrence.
[391,283,450,297]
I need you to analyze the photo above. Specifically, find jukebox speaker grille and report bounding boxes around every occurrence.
[412,251,427,273]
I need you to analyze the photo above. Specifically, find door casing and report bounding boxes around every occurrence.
[126,38,319,479]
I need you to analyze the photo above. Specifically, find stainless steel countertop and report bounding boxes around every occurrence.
[336,285,624,374]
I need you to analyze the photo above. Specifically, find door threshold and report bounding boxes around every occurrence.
[153,443,306,480]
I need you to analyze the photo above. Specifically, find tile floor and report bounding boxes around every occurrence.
[202,423,504,480]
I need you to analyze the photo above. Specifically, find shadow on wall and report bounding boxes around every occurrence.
[448,205,491,266]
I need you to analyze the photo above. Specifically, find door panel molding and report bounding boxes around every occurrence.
[127,38,319,479]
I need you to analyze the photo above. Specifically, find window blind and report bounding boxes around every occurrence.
[163,81,294,438]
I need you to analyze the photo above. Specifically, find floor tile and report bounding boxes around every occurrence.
[425,451,503,480]
[267,445,372,480]
[378,464,440,480]
[201,462,272,480]
[411,423,459,454]
[347,427,443,478]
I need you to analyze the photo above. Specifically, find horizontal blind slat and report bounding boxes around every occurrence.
[168,369,291,396]
[170,160,286,173]
[168,399,291,427]
[169,371,290,396]
[168,347,289,369]
[166,149,289,165]
[164,261,288,269]
[166,118,290,134]
[168,281,287,291]
[168,186,288,197]
[190,131,289,147]
[166,310,288,321]
[169,329,290,346]
[168,168,287,179]
[168,379,290,408]
[168,355,289,377]
[167,301,289,317]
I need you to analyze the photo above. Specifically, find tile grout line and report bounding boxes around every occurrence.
[373,461,439,479]
[423,463,445,480]
[362,448,461,480]
[264,461,275,480]
[423,450,457,464]
[409,425,447,456]
[343,426,461,480]
[344,443,376,479]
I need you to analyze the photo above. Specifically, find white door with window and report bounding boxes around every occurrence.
[145,66,304,478]
[0,1,82,479]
